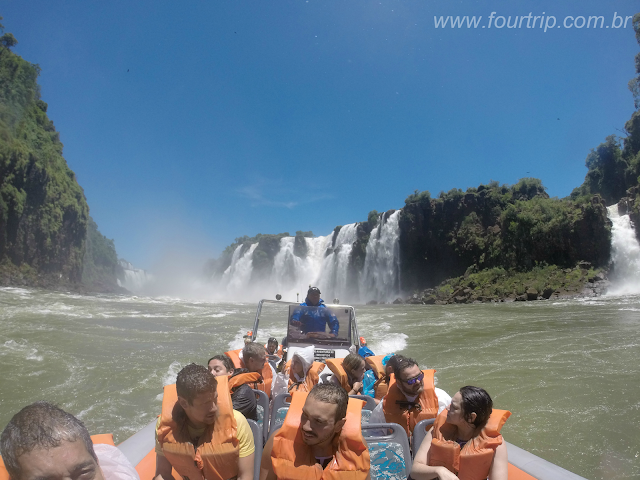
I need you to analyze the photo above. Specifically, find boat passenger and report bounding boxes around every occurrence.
[259,384,371,480]
[411,386,509,480]
[290,287,340,337]
[243,342,276,399]
[155,363,255,480]
[369,355,451,440]
[323,353,366,396]
[208,354,259,422]
[265,337,282,357]
[0,401,139,480]
[282,345,325,393]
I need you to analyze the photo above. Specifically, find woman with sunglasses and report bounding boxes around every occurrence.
[410,386,509,480]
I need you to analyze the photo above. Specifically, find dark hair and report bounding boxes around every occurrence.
[393,355,419,380]
[459,386,493,429]
[243,341,266,362]
[308,384,348,422]
[385,355,399,374]
[208,355,234,373]
[307,286,321,295]
[176,363,218,405]
[342,352,365,373]
[0,401,97,479]
[267,337,278,345]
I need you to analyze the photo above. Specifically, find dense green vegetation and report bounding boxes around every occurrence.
[0,21,90,284]
[81,216,120,290]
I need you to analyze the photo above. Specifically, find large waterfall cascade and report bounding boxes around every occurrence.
[607,205,640,295]
[216,214,402,303]
[117,259,153,292]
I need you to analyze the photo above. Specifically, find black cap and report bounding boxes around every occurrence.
[268,337,278,344]
[308,286,321,295]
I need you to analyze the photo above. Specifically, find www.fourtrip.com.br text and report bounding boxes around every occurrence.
[434,12,635,32]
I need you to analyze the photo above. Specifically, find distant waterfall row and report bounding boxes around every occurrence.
[216,211,402,303]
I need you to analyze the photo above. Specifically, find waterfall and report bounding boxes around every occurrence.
[359,211,401,303]
[607,205,640,295]
[117,259,153,293]
[223,243,259,297]
[213,215,402,303]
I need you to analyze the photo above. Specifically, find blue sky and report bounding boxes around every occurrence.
[2,1,639,270]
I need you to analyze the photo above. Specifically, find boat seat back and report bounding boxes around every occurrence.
[349,394,376,424]
[362,423,412,480]
[253,388,270,444]
[246,419,263,480]
[411,418,436,458]
[269,393,292,438]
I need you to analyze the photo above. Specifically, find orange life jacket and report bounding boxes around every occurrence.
[324,358,351,392]
[228,371,263,392]
[225,348,273,397]
[428,408,511,480]
[382,369,439,438]
[271,391,370,480]
[287,362,326,392]
[156,376,239,480]
[225,349,244,369]
[365,356,389,400]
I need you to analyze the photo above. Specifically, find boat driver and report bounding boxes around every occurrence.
[0,401,139,480]
[289,287,340,337]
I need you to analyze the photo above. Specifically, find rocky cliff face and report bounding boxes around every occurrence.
[0,43,89,287]
[398,181,611,292]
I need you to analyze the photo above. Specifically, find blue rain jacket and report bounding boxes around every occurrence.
[290,298,340,336]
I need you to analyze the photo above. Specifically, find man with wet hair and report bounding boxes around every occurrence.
[260,383,370,480]
[155,363,255,480]
[243,341,276,398]
[0,401,138,480]
[369,355,451,439]
[290,287,340,337]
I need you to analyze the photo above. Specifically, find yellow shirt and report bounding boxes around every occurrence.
[155,409,255,458]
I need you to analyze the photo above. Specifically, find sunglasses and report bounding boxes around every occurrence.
[401,372,424,385]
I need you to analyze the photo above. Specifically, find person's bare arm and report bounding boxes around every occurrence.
[154,454,175,480]
[488,441,508,480]
[260,432,277,480]
[410,430,459,480]
[237,452,255,480]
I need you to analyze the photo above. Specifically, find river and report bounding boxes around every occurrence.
[1,286,639,479]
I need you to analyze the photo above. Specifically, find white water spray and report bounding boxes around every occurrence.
[359,211,402,303]
[607,205,640,295]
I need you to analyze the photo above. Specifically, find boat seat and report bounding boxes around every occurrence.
[253,388,270,444]
[411,418,436,458]
[268,393,292,438]
[246,419,263,480]
[362,423,412,480]
[349,394,376,424]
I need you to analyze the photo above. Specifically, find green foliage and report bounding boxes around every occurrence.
[0,36,89,283]
[81,216,119,287]
[367,210,380,226]
[404,189,431,206]
[295,230,314,237]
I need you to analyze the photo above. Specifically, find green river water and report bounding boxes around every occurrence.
[1,286,639,479]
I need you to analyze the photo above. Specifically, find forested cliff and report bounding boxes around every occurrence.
[0,21,120,291]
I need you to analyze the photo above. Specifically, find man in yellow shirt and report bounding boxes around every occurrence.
[154,363,255,480]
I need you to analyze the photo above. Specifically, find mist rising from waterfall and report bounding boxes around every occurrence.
[606,205,640,295]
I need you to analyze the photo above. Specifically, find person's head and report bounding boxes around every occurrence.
[243,335,252,345]
[242,342,266,374]
[301,384,348,446]
[290,355,305,378]
[342,353,366,383]
[383,354,398,378]
[208,355,234,377]
[448,386,493,430]
[267,337,278,355]
[0,401,104,480]
[394,356,424,396]
[306,287,321,306]
[176,363,219,427]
